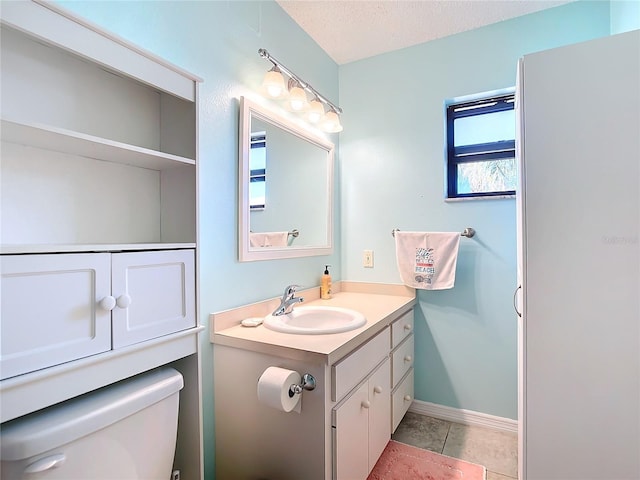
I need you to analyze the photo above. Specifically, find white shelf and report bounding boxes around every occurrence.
[1,243,196,255]
[1,119,195,170]
[0,326,204,423]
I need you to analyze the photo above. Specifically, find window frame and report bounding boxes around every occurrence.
[446,93,516,199]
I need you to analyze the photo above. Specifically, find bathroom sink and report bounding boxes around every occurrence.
[263,306,366,335]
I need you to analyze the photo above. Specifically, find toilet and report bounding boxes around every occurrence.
[0,367,183,480]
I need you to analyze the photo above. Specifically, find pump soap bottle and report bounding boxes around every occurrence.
[320,265,332,300]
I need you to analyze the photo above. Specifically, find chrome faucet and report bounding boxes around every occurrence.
[272,284,304,316]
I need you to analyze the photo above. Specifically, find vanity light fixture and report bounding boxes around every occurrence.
[288,78,309,111]
[307,96,325,123]
[258,48,343,133]
[262,65,287,98]
[322,108,343,133]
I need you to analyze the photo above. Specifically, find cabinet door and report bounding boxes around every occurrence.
[111,249,195,348]
[333,382,369,480]
[1,253,112,379]
[368,358,391,474]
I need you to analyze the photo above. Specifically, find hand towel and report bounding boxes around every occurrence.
[250,231,289,247]
[395,231,461,290]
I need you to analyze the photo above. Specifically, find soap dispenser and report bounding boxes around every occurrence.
[321,265,332,299]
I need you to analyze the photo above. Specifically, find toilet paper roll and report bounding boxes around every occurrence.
[257,366,302,413]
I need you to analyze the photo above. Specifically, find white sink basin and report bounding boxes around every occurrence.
[263,306,366,335]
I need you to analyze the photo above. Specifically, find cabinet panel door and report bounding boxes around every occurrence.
[1,253,111,379]
[368,359,391,474]
[333,382,369,480]
[111,249,195,348]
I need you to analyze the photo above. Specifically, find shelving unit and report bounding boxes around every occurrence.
[0,2,203,479]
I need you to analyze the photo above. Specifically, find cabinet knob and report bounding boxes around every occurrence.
[99,296,116,311]
[361,400,371,409]
[116,294,132,308]
[373,385,383,394]
[404,355,412,363]
[404,395,412,402]
[404,324,412,331]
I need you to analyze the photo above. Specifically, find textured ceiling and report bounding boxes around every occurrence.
[277,0,572,64]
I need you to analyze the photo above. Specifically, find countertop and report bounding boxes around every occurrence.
[211,283,416,364]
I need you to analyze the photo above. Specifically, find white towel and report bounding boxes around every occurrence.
[395,231,461,290]
[250,231,289,247]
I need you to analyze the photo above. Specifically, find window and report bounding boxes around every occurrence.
[446,93,516,199]
[249,132,266,209]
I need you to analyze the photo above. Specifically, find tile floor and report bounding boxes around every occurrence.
[392,412,518,480]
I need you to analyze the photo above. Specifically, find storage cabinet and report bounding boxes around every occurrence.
[1,249,195,380]
[0,2,203,478]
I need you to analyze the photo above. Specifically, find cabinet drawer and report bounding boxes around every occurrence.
[391,310,414,349]
[392,368,414,433]
[392,334,414,387]
[332,327,390,402]
[1,253,112,380]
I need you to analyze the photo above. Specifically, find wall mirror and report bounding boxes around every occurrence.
[238,96,334,261]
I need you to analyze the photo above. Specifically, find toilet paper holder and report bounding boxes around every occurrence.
[288,373,316,397]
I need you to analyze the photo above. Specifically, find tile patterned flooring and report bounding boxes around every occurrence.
[392,412,518,480]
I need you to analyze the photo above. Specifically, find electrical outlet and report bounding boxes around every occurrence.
[363,250,374,268]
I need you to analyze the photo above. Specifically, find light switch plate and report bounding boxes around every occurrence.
[363,250,374,268]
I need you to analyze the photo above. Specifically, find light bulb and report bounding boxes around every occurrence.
[289,85,308,111]
[307,98,325,123]
[322,110,343,133]
[262,67,286,98]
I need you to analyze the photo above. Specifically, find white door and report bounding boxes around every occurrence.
[111,249,195,349]
[333,381,369,480]
[0,253,112,379]
[518,31,640,479]
[368,359,390,474]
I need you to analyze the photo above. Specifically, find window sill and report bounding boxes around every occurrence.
[445,194,516,202]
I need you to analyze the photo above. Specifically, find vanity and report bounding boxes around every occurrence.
[211,282,416,480]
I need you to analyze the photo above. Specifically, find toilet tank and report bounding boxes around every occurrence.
[0,367,183,480]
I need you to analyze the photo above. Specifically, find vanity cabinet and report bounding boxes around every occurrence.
[0,3,203,479]
[212,290,415,480]
[390,310,415,432]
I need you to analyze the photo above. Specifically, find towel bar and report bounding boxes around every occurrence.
[392,227,475,238]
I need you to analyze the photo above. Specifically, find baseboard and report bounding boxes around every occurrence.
[409,399,518,434]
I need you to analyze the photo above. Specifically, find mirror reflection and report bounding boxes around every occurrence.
[238,97,334,261]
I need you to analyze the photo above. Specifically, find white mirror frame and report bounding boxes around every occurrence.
[238,96,334,262]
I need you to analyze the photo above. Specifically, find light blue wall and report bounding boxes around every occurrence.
[338,0,611,419]
[611,0,640,33]
[54,1,340,478]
